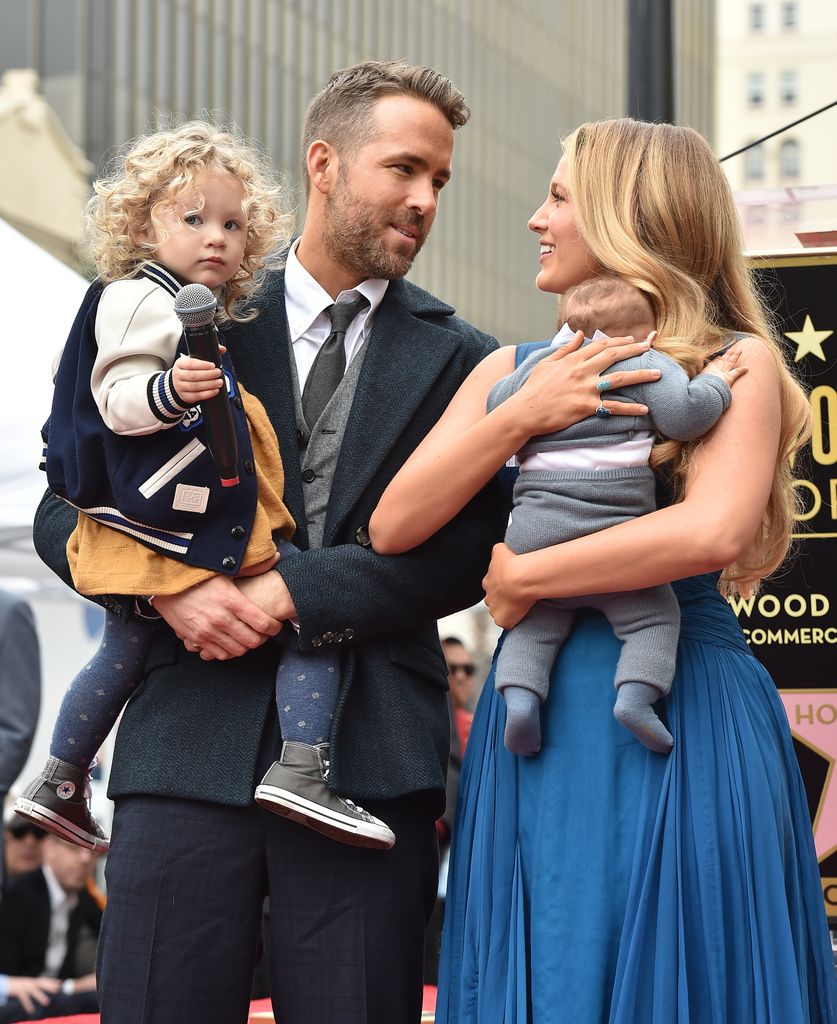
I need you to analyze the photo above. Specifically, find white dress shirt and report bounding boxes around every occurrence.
[42,865,78,978]
[283,239,389,392]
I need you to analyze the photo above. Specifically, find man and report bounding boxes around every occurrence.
[0,835,100,1022]
[3,811,45,886]
[425,636,479,983]
[33,61,507,1023]
[0,591,41,892]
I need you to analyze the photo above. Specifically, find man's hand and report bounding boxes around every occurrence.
[153,575,282,661]
[235,571,298,623]
[70,973,97,993]
[7,976,60,1014]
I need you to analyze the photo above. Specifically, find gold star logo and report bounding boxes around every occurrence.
[784,315,833,363]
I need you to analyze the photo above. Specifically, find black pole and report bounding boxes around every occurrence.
[628,0,675,122]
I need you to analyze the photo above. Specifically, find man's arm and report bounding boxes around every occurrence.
[0,595,41,796]
[276,479,507,650]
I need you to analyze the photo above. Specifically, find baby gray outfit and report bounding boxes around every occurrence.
[487,326,732,752]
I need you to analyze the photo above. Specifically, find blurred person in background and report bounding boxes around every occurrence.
[425,635,480,985]
[3,810,45,886]
[0,591,41,893]
[0,835,101,1021]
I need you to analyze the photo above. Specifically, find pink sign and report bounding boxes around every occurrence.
[779,690,837,861]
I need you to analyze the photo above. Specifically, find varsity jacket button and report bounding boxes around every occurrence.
[355,525,371,547]
[233,395,243,409]
[343,628,355,640]
[301,468,316,483]
[222,556,237,570]
[244,459,255,474]
[230,525,245,539]
[333,631,344,644]
[322,631,333,644]
[312,635,323,648]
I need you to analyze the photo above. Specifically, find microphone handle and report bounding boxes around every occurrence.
[182,322,240,487]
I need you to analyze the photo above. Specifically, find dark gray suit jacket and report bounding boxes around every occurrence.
[0,592,40,800]
[33,273,506,814]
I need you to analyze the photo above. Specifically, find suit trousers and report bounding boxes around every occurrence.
[97,792,439,1024]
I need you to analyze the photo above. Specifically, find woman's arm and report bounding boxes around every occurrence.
[370,333,659,554]
[483,337,780,627]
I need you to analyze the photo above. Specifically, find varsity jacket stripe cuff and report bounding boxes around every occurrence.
[147,370,190,423]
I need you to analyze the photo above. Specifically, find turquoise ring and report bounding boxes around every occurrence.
[596,378,613,392]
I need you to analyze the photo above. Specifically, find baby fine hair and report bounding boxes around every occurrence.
[86,121,294,321]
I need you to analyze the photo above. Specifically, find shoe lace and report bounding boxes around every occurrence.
[320,754,373,822]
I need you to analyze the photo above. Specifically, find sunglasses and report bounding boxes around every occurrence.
[448,663,476,677]
[7,823,47,840]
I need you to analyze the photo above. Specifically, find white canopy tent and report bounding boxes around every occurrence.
[1,216,89,595]
[0,219,108,788]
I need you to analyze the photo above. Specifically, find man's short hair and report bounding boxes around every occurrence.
[301,60,469,184]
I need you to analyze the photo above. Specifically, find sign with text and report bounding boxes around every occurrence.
[741,252,837,915]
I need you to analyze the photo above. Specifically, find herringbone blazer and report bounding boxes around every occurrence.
[33,272,507,811]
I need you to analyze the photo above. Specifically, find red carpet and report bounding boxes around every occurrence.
[29,987,438,1023]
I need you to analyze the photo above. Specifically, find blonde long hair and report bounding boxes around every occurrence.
[563,118,811,595]
[86,121,294,321]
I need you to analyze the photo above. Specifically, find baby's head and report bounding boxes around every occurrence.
[560,276,656,340]
[86,121,294,319]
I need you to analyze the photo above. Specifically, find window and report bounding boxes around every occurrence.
[779,139,800,177]
[779,70,798,105]
[781,1,798,29]
[749,3,765,31]
[745,144,765,181]
[747,72,765,107]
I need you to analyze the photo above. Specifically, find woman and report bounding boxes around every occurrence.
[370,119,835,1022]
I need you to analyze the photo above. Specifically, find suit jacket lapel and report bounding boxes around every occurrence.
[323,279,461,544]
[223,271,309,548]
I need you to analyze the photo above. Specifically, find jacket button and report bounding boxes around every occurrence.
[301,468,316,483]
[222,556,237,570]
[231,525,245,539]
[233,395,243,409]
[344,628,354,640]
[244,459,255,474]
[312,635,323,648]
[355,525,371,548]
[334,631,344,644]
[322,631,333,644]
[296,428,306,443]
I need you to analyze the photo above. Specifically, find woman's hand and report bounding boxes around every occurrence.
[511,332,661,437]
[483,543,534,629]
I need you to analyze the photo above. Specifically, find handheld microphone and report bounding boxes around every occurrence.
[173,283,240,487]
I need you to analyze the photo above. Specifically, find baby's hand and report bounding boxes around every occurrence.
[700,343,748,390]
[172,354,224,405]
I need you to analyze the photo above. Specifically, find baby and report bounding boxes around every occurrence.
[488,275,739,755]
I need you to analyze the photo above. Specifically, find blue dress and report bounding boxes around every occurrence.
[436,572,837,1022]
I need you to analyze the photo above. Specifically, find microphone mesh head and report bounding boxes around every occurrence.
[173,283,218,326]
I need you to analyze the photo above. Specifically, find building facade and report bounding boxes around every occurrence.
[1,0,715,341]
[716,0,837,250]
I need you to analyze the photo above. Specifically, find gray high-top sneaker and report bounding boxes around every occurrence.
[255,741,395,850]
[14,757,109,852]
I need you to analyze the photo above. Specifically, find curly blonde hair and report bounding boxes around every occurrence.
[86,121,295,321]
[562,118,812,596]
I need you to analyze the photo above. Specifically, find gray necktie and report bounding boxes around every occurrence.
[302,295,369,429]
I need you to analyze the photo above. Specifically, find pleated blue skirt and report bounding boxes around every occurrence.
[436,574,836,1023]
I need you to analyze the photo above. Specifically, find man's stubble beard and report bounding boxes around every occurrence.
[322,175,426,281]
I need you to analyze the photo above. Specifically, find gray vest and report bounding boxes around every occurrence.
[290,336,370,549]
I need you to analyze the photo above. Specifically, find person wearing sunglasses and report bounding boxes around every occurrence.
[3,812,46,886]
